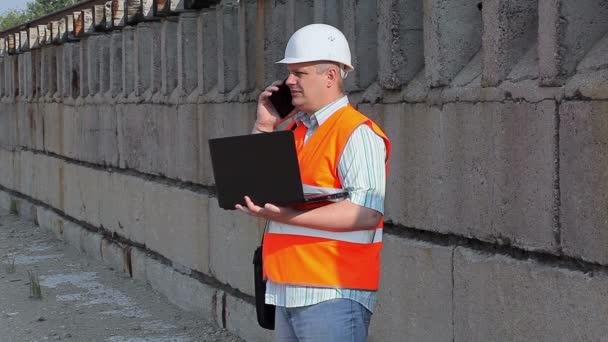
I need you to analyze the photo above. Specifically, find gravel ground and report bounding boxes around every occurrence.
[0,209,244,342]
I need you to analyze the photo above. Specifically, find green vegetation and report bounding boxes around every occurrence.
[0,0,81,31]
[28,270,42,299]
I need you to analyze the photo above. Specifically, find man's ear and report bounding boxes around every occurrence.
[326,67,338,88]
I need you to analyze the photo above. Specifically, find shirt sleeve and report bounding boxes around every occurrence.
[337,124,387,214]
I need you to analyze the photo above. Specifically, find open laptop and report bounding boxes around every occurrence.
[208,130,349,210]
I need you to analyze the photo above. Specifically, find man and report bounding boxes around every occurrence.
[236,23,391,341]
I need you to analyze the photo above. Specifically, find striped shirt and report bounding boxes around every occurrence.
[265,95,387,312]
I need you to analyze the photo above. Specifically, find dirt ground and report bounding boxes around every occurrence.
[0,209,244,342]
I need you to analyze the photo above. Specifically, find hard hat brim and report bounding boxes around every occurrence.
[276,57,354,72]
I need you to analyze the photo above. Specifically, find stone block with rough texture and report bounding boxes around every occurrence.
[560,101,608,265]
[454,247,608,341]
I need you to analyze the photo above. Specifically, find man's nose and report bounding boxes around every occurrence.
[285,74,296,85]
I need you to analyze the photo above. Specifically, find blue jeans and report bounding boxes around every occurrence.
[274,299,372,342]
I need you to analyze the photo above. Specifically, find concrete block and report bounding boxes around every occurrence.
[29,27,39,50]
[316,0,344,32]
[218,5,239,94]
[36,206,65,240]
[109,31,123,97]
[135,22,153,96]
[369,235,453,342]
[82,9,94,35]
[113,0,127,27]
[14,32,21,54]
[560,101,608,264]
[54,45,64,97]
[116,103,165,174]
[144,253,216,315]
[93,5,107,30]
[34,153,64,211]
[40,47,49,96]
[79,38,89,97]
[98,171,146,243]
[148,22,162,95]
[423,0,482,87]
[62,221,101,258]
[491,100,556,250]
[126,0,143,24]
[68,42,80,98]
[104,1,113,30]
[87,36,100,96]
[142,0,155,19]
[129,246,147,281]
[0,148,15,189]
[263,0,288,84]
[0,191,11,211]
[576,33,608,74]
[198,102,256,185]
[58,18,68,43]
[142,181,209,273]
[161,18,178,95]
[62,221,80,248]
[365,101,556,250]
[18,150,35,198]
[378,0,422,90]
[61,43,72,98]
[19,31,28,51]
[96,103,119,166]
[539,0,608,86]
[157,0,170,15]
[79,104,102,164]
[63,163,101,226]
[359,103,433,230]
[47,47,57,97]
[66,14,75,37]
[449,49,481,87]
[222,292,273,342]
[0,59,4,97]
[454,247,608,341]
[564,69,608,101]
[16,200,38,223]
[81,228,103,261]
[101,238,129,272]
[170,0,184,13]
[175,12,198,97]
[208,197,263,295]
[481,0,537,87]
[122,26,136,96]
[198,10,218,95]
[98,35,111,94]
[237,0,258,93]
[61,104,80,159]
[163,104,199,182]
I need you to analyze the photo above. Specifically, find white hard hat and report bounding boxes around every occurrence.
[276,24,354,72]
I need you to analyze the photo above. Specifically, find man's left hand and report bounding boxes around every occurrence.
[235,196,291,221]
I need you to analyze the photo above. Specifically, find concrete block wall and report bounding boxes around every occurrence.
[1,0,608,340]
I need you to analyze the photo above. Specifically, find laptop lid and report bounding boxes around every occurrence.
[209,131,307,209]
[209,131,348,210]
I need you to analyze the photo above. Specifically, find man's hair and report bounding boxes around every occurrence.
[315,62,345,92]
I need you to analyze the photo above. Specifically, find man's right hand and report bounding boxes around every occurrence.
[253,80,295,133]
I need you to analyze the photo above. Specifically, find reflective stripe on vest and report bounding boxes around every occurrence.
[263,105,391,290]
[268,222,383,244]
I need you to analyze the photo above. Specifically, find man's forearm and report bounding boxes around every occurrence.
[275,200,382,231]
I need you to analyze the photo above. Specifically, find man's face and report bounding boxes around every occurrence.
[285,62,327,114]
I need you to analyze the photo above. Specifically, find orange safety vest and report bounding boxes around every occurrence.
[263,104,391,291]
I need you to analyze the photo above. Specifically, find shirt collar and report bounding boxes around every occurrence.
[295,96,349,129]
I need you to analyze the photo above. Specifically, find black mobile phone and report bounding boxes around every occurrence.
[269,79,295,118]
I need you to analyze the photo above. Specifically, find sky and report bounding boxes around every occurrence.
[0,0,30,15]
